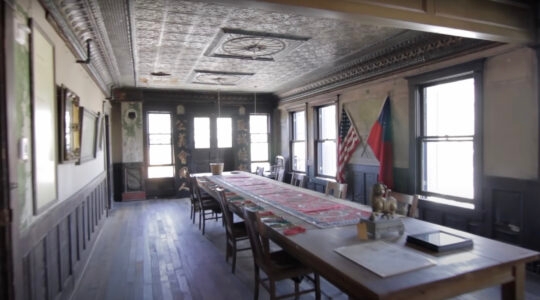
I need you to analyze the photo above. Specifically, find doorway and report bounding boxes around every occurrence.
[191,116,234,173]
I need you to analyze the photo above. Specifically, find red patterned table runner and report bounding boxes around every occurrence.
[210,173,370,228]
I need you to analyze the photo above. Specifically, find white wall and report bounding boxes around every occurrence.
[15,0,106,228]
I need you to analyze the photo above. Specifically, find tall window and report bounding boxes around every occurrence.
[147,112,174,178]
[250,114,270,171]
[316,104,337,177]
[291,111,306,172]
[217,117,232,148]
[411,61,482,206]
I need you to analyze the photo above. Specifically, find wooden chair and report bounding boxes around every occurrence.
[276,167,285,182]
[187,175,212,224]
[324,181,348,199]
[215,188,251,273]
[190,176,222,234]
[243,208,321,300]
[387,191,419,218]
[290,172,306,188]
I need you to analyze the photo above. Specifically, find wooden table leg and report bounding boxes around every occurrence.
[502,263,525,300]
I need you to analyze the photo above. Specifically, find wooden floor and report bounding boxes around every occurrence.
[72,198,540,300]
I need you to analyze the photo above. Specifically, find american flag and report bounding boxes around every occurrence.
[337,107,361,183]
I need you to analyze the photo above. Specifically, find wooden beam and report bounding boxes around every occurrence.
[241,0,535,43]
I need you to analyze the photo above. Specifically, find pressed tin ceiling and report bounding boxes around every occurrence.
[41,0,497,99]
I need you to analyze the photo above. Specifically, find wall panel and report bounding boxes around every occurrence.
[19,172,108,300]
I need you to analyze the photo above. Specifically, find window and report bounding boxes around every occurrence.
[194,117,210,149]
[410,61,483,207]
[194,116,232,149]
[217,117,232,148]
[147,112,174,178]
[250,114,270,171]
[290,111,306,172]
[316,104,337,177]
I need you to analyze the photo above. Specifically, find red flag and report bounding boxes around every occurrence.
[367,97,394,188]
[337,107,360,183]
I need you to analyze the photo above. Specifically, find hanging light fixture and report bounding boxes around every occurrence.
[253,85,257,114]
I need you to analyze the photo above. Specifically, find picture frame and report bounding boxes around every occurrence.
[78,107,98,164]
[30,19,58,214]
[58,85,81,163]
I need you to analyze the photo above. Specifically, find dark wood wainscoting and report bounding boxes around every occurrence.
[417,176,540,253]
[347,164,379,204]
[18,172,108,300]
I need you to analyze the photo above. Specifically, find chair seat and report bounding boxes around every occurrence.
[200,198,220,210]
[268,250,310,273]
[231,221,248,237]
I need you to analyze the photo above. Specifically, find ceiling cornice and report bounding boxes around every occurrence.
[278,33,499,102]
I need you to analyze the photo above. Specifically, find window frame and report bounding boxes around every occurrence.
[408,60,484,209]
[145,111,175,179]
[250,113,270,171]
[315,103,337,178]
[290,110,306,172]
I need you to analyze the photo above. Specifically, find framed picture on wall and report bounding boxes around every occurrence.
[58,85,81,163]
[30,19,58,214]
[78,107,98,164]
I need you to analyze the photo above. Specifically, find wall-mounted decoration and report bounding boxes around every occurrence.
[58,85,81,163]
[78,107,98,164]
[30,19,58,214]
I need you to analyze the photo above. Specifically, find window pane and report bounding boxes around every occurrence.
[149,134,170,145]
[293,111,305,140]
[292,141,305,172]
[194,117,210,149]
[250,133,267,143]
[250,143,269,161]
[422,140,473,199]
[319,105,336,139]
[148,166,174,178]
[217,117,232,148]
[425,78,474,136]
[148,145,172,165]
[318,140,336,176]
[148,113,171,134]
[250,115,268,133]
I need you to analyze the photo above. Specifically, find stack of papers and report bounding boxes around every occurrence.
[334,241,436,277]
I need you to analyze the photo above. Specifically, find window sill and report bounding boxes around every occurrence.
[418,195,475,210]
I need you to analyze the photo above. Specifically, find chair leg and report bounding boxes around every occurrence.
[270,279,276,300]
[294,279,299,299]
[231,241,237,274]
[198,210,202,230]
[315,273,321,300]
[253,266,260,300]
[202,213,206,235]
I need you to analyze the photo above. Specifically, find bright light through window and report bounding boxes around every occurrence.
[250,114,269,172]
[317,105,336,177]
[194,117,210,149]
[422,78,474,199]
[147,113,174,178]
[291,111,306,172]
[217,117,232,148]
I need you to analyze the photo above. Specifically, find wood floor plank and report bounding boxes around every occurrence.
[70,198,540,300]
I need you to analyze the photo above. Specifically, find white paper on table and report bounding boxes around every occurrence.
[334,240,436,277]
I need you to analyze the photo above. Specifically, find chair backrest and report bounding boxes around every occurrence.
[190,176,208,209]
[275,155,285,168]
[325,181,348,199]
[256,166,264,176]
[215,188,235,236]
[188,175,198,204]
[387,191,419,218]
[290,172,306,188]
[243,208,270,269]
[276,167,285,182]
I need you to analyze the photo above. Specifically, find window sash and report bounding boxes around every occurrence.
[147,112,173,179]
[250,114,269,168]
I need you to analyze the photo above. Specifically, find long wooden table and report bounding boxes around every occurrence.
[197,172,539,300]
